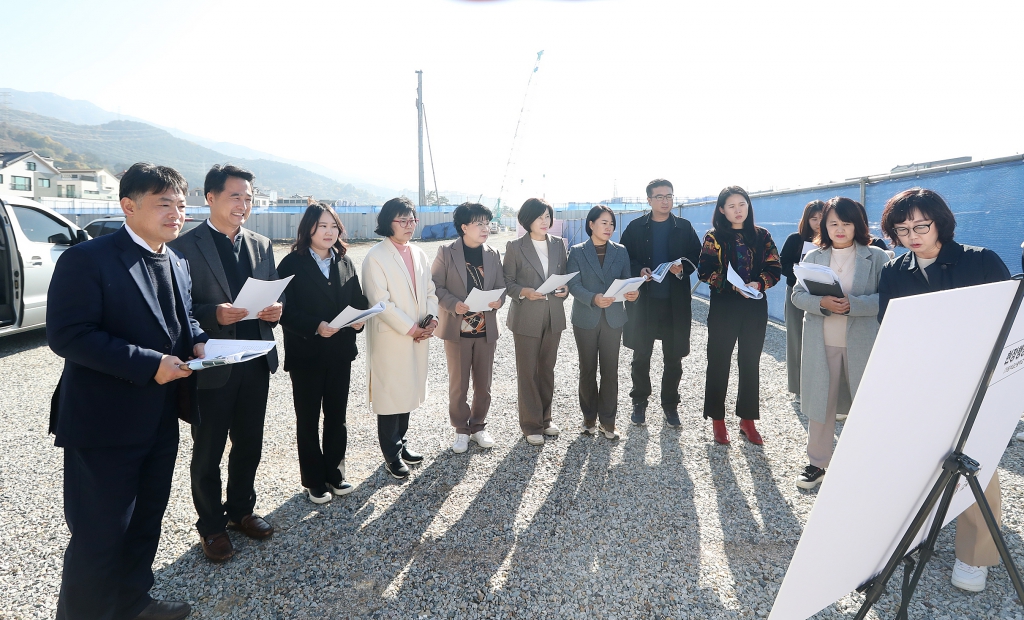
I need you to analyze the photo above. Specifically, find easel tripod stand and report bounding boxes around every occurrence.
[854,275,1024,620]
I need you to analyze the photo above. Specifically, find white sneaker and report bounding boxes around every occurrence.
[1016,431,1024,441]
[581,422,597,435]
[452,434,469,453]
[951,559,988,592]
[328,480,354,496]
[543,423,561,437]
[525,434,545,446]
[470,430,495,448]
[599,425,620,440]
[835,413,848,421]
[308,486,332,504]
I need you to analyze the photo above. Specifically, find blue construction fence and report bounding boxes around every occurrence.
[558,157,1024,323]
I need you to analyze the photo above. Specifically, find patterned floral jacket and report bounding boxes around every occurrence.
[697,227,782,294]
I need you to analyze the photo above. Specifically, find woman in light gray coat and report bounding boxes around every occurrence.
[566,206,639,439]
[791,197,889,489]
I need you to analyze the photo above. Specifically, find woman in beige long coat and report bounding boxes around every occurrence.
[362,197,439,480]
[791,197,888,490]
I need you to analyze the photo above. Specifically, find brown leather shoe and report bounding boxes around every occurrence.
[199,531,233,563]
[228,513,274,539]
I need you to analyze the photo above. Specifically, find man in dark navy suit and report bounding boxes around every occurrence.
[47,163,208,620]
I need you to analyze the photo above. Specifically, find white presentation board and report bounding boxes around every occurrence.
[770,280,1024,620]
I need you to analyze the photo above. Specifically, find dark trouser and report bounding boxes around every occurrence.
[444,337,496,434]
[512,310,561,435]
[784,285,804,393]
[191,360,270,537]
[629,297,683,409]
[574,312,623,428]
[57,407,178,620]
[290,361,352,490]
[703,292,768,420]
[378,412,411,463]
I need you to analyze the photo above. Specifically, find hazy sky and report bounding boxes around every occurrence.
[4,0,1024,207]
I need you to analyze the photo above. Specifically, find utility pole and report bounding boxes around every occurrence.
[416,71,426,207]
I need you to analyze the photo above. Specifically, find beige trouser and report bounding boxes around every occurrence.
[955,470,1003,567]
[807,345,847,468]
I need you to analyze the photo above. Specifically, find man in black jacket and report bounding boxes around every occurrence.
[169,165,282,563]
[619,179,702,426]
[48,163,206,620]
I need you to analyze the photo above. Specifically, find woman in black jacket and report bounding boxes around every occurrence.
[877,187,1010,593]
[779,200,824,396]
[278,203,369,504]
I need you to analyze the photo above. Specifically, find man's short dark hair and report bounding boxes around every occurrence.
[375,197,417,237]
[204,164,255,197]
[646,179,673,198]
[880,188,956,248]
[453,202,493,237]
[517,198,554,232]
[585,205,617,237]
[119,162,188,203]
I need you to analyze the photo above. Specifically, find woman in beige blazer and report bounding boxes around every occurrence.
[502,198,570,445]
[431,203,506,454]
[362,198,439,480]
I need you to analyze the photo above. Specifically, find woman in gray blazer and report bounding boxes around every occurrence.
[791,197,888,490]
[502,198,570,446]
[566,206,639,439]
[431,203,506,455]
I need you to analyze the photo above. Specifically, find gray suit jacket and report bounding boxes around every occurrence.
[169,221,281,389]
[566,239,632,330]
[431,237,506,343]
[502,234,569,338]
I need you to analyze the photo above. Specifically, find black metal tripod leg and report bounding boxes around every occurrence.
[966,475,1024,605]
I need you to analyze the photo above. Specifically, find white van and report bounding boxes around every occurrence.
[0,191,89,337]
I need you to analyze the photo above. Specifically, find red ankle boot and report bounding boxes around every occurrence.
[712,419,730,445]
[739,419,763,445]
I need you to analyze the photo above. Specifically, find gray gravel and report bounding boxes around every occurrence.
[2,230,1024,619]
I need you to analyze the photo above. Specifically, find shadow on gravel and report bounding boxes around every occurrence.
[762,321,787,363]
[0,328,48,359]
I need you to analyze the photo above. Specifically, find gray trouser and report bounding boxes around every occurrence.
[807,345,847,468]
[785,285,803,394]
[444,337,496,435]
[513,310,561,436]
[573,312,623,429]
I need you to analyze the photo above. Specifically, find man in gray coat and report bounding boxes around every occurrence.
[169,164,282,563]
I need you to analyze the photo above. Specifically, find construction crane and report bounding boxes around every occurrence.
[494,50,544,218]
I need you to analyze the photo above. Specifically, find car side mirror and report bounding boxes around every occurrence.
[76,229,89,244]
[48,233,72,245]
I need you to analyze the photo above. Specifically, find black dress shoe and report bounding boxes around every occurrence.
[385,459,410,479]
[400,447,423,464]
[134,599,191,620]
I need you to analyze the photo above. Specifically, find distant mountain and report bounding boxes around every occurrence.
[3,89,401,200]
[3,108,382,203]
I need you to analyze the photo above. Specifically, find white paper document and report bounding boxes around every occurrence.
[650,257,697,283]
[328,301,386,329]
[726,263,763,299]
[603,276,646,302]
[534,271,579,295]
[463,287,506,312]
[231,276,293,320]
[185,338,276,370]
[801,241,818,257]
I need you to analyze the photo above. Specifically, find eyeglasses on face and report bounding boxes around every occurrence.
[650,194,674,202]
[893,222,933,237]
[393,218,420,228]
[467,221,490,229]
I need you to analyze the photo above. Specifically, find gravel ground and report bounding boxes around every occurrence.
[3,230,1024,619]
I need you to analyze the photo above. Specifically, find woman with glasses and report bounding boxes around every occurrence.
[697,186,781,445]
[502,198,570,446]
[566,205,638,440]
[431,203,506,454]
[779,200,824,397]
[790,197,888,491]
[362,197,439,480]
[877,187,1010,593]
[278,203,368,503]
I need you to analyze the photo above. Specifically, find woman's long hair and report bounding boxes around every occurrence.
[711,186,760,273]
[798,200,825,242]
[292,202,348,257]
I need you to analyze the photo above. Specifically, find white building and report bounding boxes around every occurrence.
[0,151,61,199]
[55,168,120,201]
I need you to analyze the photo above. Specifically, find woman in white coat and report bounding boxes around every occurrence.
[791,197,888,490]
[362,197,439,480]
